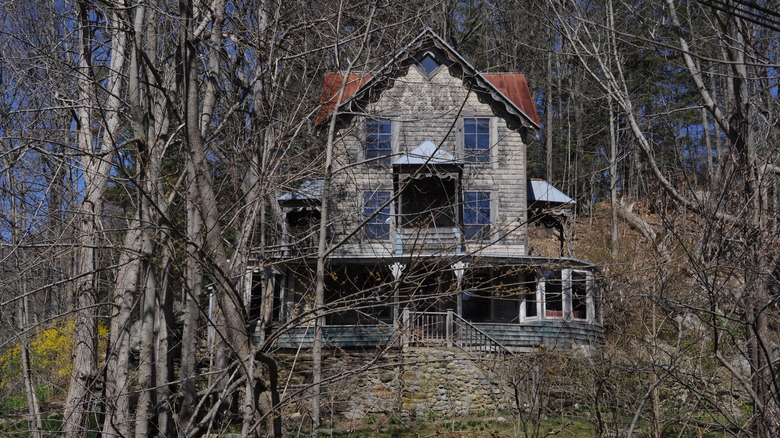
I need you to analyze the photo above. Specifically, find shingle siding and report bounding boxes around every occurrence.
[329,66,527,258]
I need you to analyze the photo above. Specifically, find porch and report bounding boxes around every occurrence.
[273,309,603,352]
[258,255,602,351]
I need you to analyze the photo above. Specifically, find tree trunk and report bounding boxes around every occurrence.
[545,48,554,181]
[102,219,142,436]
[178,168,203,436]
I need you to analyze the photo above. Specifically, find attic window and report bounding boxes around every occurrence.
[419,54,440,75]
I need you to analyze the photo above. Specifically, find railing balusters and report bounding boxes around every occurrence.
[403,311,512,356]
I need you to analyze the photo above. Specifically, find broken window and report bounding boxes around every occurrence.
[365,118,392,166]
[571,271,588,320]
[543,269,564,318]
[463,118,490,163]
[363,191,391,240]
[400,176,456,227]
[463,191,490,240]
[523,287,538,318]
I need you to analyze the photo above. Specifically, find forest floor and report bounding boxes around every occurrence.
[287,414,597,438]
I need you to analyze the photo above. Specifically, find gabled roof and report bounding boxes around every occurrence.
[527,179,575,205]
[393,141,458,165]
[315,28,540,130]
[278,179,323,204]
[315,73,373,125]
[481,74,540,127]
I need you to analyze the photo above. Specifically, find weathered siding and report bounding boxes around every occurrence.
[329,65,528,258]
[272,320,603,350]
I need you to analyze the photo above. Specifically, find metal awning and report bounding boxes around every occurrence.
[393,141,459,165]
[527,179,575,205]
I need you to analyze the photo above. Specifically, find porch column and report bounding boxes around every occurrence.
[452,261,468,317]
[563,269,572,320]
[391,262,406,330]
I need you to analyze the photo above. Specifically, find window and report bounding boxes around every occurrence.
[463,191,490,240]
[400,177,456,227]
[571,271,588,320]
[521,270,538,319]
[537,269,594,321]
[463,118,490,163]
[365,118,392,165]
[419,54,440,75]
[523,288,538,318]
[363,191,391,240]
[543,269,564,318]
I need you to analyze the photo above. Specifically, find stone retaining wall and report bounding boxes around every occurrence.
[277,347,516,421]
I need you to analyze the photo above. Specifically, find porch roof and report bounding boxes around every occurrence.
[278,179,323,206]
[265,253,598,270]
[392,141,460,165]
[527,179,575,205]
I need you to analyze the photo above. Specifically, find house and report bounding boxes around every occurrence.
[258,29,602,352]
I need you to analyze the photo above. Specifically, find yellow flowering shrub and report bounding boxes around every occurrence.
[0,344,22,389]
[0,317,109,391]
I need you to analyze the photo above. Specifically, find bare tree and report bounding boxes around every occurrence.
[547,0,780,435]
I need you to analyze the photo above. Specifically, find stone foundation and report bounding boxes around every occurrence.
[277,347,516,421]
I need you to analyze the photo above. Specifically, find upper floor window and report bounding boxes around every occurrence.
[363,191,391,240]
[463,118,490,163]
[418,54,440,75]
[463,191,490,240]
[365,118,392,166]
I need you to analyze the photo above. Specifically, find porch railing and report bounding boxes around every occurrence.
[401,309,512,356]
[395,227,462,254]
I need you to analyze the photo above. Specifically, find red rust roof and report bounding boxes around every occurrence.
[315,72,373,125]
[315,71,539,128]
[481,73,540,127]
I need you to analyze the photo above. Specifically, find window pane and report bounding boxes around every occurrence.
[572,271,587,319]
[365,119,392,165]
[463,118,490,163]
[325,266,392,325]
[464,191,490,240]
[524,289,538,317]
[419,54,440,75]
[544,270,563,317]
[364,191,390,240]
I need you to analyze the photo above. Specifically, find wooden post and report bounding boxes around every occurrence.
[402,308,410,349]
[446,310,453,348]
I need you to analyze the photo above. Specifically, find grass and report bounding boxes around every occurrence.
[1,384,57,414]
[286,414,597,437]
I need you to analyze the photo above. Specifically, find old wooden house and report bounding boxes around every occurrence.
[259,29,602,352]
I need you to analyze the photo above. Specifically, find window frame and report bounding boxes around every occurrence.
[364,118,393,166]
[462,191,491,240]
[363,190,391,240]
[543,269,565,318]
[462,117,491,164]
[417,52,443,77]
[520,268,596,322]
